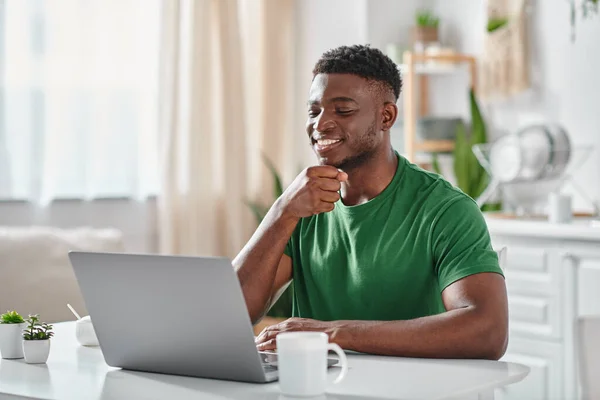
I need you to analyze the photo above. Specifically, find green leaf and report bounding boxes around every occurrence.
[469,88,487,145]
[467,89,489,198]
[416,9,439,27]
[471,166,490,199]
[482,202,503,212]
[487,17,508,32]
[431,153,442,175]
[453,121,470,194]
[0,310,24,324]
[262,153,284,198]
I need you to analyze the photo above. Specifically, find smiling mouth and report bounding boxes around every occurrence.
[313,138,343,153]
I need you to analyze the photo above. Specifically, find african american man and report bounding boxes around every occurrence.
[233,44,508,360]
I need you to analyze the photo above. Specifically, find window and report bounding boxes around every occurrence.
[0,0,161,203]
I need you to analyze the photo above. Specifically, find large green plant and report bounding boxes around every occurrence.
[244,154,294,318]
[454,88,489,201]
[432,89,500,211]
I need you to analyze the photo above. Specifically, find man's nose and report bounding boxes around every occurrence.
[313,112,336,133]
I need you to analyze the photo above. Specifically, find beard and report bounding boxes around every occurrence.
[330,121,379,171]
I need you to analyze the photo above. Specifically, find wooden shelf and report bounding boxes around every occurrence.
[398,63,464,75]
[402,51,478,163]
[414,140,455,153]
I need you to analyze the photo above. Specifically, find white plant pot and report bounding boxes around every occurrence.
[22,339,51,364]
[0,323,26,359]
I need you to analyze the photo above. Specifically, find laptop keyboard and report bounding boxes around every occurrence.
[262,363,278,373]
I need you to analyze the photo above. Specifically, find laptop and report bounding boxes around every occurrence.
[68,251,338,383]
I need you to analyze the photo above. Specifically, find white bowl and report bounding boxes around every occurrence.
[75,316,99,346]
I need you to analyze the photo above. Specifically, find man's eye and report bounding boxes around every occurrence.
[336,109,353,115]
[308,110,320,118]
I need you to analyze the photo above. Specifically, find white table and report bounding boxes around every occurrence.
[0,322,529,400]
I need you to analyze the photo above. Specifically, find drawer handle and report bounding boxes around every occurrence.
[561,252,580,263]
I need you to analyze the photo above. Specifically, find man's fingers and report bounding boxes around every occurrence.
[317,177,342,192]
[316,202,335,214]
[256,338,277,351]
[307,165,343,179]
[337,170,348,182]
[255,325,279,344]
[319,190,340,203]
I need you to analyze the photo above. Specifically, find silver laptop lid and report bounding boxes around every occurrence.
[69,251,270,383]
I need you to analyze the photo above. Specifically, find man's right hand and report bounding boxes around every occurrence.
[279,166,348,219]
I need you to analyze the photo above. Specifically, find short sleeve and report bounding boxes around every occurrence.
[431,195,504,292]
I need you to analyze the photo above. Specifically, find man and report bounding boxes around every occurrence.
[233,44,508,360]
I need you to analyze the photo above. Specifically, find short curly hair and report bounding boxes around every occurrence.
[312,44,402,101]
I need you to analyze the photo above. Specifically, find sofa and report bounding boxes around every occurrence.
[0,226,125,323]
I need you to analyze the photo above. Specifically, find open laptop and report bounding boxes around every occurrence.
[68,251,338,383]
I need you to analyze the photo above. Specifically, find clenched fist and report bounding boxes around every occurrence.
[279,166,348,219]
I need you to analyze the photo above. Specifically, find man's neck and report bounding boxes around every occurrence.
[339,145,398,207]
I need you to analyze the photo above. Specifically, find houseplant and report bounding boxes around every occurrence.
[244,154,294,318]
[22,314,53,364]
[0,311,26,359]
[432,88,501,211]
[412,9,440,47]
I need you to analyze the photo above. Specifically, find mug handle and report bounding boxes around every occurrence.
[327,343,348,384]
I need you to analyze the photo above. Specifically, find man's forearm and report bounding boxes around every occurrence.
[233,198,298,323]
[335,307,507,360]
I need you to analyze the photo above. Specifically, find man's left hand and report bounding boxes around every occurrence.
[255,317,349,351]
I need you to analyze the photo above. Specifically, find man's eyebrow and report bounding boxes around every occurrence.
[307,97,358,106]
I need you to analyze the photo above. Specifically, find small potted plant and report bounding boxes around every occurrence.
[412,9,440,48]
[0,311,26,359]
[22,314,53,364]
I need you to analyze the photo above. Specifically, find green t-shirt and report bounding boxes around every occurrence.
[283,152,503,321]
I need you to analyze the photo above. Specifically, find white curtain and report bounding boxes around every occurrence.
[158,0,295,258]
[1,0,160,203]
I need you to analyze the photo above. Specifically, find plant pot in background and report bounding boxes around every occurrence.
[23,339,51,364]
[411,26,439,47]
[0,322,26,359]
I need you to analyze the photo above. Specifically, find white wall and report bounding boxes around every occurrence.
[291,0,369,172]
[366,0,434,51]
[291,0,429,170]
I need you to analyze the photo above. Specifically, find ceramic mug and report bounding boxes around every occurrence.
[276,332,348,397]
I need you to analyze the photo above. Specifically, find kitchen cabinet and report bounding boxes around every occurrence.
[486,215,600,400]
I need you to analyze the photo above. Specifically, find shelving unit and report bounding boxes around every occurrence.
[401,51,478,163]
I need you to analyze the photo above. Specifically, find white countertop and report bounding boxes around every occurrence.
[0,322,529,400]
[484,213,600,241]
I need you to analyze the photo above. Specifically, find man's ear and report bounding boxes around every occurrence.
[381,101,398,131]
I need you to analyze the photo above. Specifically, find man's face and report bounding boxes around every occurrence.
[306,73,384,170]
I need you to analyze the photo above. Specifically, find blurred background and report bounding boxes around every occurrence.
[1,3,600,398]
[1,0,598,257]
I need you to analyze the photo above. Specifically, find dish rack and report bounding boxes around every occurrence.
[473,141,596,216]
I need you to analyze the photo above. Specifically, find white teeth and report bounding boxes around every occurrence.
[317,139,340,146]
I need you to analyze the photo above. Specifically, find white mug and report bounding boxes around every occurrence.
[276,332,348,397]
